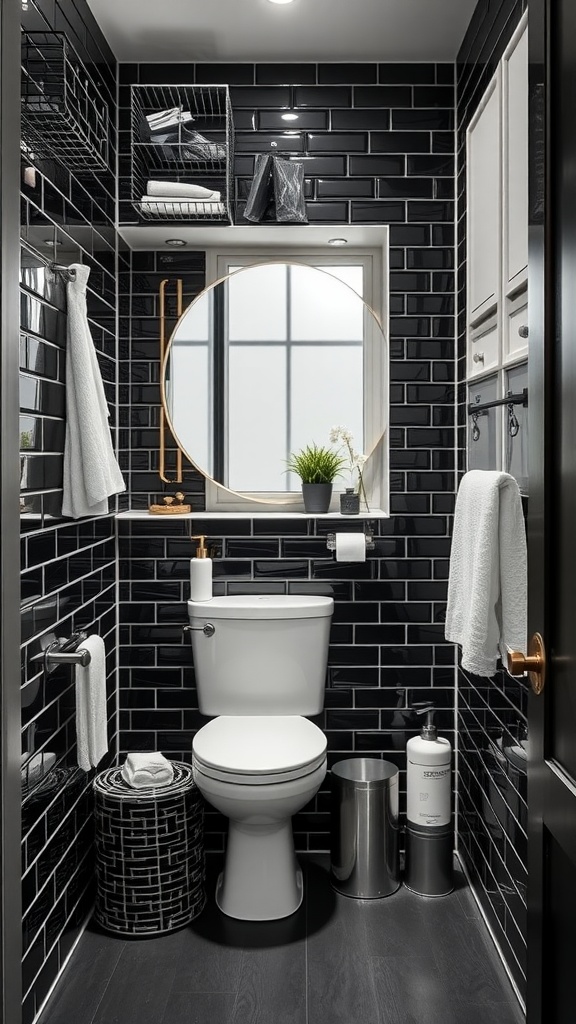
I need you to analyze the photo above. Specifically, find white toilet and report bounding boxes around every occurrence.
[188,594,333,921]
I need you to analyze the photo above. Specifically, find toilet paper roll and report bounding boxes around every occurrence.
[335,532,366,562]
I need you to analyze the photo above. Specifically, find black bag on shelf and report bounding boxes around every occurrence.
[243,153,274,222]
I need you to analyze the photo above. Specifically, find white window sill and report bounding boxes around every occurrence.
[115,509,389,521]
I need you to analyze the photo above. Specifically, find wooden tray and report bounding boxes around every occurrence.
[149,504,192,515]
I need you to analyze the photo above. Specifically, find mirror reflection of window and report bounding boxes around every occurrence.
[170,294,212,474]
[225,263,364,493]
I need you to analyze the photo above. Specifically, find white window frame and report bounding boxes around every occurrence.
[201,244,389,513]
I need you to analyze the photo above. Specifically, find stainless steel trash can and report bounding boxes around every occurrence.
[330,757,400,898]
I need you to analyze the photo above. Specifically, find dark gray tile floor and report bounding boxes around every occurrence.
[38,856,525,1024]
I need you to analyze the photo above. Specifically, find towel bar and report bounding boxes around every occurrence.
[50,262,76,280]
[31,631,91,674]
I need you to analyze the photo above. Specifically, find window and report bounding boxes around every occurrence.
[197,246,389,512]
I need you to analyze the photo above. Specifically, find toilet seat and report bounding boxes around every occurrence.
[193,715,327,786]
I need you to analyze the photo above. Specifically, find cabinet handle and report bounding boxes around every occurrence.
[518,324,529,339]
[473,352,485,363]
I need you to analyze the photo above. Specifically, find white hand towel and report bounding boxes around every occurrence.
[75,635,108,771]
[121,752,174,789]
[62,265,125,518]
[147,180,221,201]
[445,470,527,677]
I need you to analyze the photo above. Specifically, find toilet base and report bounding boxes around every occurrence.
[215,819,304,920]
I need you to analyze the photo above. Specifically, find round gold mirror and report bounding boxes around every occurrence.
[161,260,385,502]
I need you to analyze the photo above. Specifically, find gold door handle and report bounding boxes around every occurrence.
[507,632,546,695]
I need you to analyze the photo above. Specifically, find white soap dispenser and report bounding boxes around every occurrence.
[405,702,453,896]
[189,534,213,602]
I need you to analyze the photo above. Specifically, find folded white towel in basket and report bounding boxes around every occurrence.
[121,752,174,789]
[445,470,527,677]
[147,180,221,201]
[139,198,225,216]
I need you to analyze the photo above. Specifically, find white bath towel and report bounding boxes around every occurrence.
[147,180,221,201]
[62,265,125,518]
[139,199,226,217]
[121,752,174,789]
[75,634,108,771]
[445,470,527,677]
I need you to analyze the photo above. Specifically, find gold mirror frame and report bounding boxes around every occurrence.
[160,262,385,505]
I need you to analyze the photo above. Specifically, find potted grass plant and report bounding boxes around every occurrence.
[286,443,346,513]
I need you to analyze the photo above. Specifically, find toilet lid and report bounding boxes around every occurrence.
[192,716,327,776]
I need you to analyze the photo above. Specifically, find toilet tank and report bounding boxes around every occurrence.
[187,595,334,716]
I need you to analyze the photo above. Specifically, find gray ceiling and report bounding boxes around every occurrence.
[86,0,478,63]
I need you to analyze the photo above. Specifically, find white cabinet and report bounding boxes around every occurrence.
[467,71,502,323]
[503,22,529,293]
[504,288,529,363]
[465,13,529,491]
[468,311,499,379]
[466,15,528,365]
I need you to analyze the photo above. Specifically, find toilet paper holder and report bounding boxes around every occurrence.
[326,529,375,553]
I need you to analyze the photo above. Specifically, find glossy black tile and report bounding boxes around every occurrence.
[294,86,352,106]
[393,108,454,131]
[194,62,253,83]
[351,201,405,222]
[349,154,406,176]
[331,109,390,130]
[230,85,291,107]
[379,177,434,198]
[258,110,328,131]
[307,132,368,152]
[316,178,374,198]
[256,64,316,85]
[370,132,432,153]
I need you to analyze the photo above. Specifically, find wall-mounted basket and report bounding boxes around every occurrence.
[129,84,234,223]
[21,32,110,173]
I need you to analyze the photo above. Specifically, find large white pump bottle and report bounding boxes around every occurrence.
[405,704,453,896]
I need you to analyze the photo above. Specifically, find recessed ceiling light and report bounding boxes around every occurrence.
[267,0,296,5]
[281,113,299,121]
[328,238,348,246]
[165,239,187,247]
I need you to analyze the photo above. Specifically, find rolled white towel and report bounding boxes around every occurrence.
[147,180,221,201]
[121,752,174,789]
[146,109,194,130]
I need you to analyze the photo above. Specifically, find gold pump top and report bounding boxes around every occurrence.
[191,535,208,558]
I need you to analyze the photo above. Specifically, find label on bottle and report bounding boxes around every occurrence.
[407,761,451,827]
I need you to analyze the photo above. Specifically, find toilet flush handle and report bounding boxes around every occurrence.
[183,623,215,638]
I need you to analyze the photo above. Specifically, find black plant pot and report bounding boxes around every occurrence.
[302,482,333,514]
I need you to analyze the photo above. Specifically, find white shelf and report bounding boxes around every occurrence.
[116,510,388,521]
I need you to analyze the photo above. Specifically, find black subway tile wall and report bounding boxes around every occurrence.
[457,0,528,999]
[20,3,118,1022]
[118,61,457,854]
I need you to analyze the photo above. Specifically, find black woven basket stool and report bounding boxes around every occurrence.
[93,762,206,936]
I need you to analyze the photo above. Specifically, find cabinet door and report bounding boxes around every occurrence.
[467,70,502,322]
[503,20,529,293]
